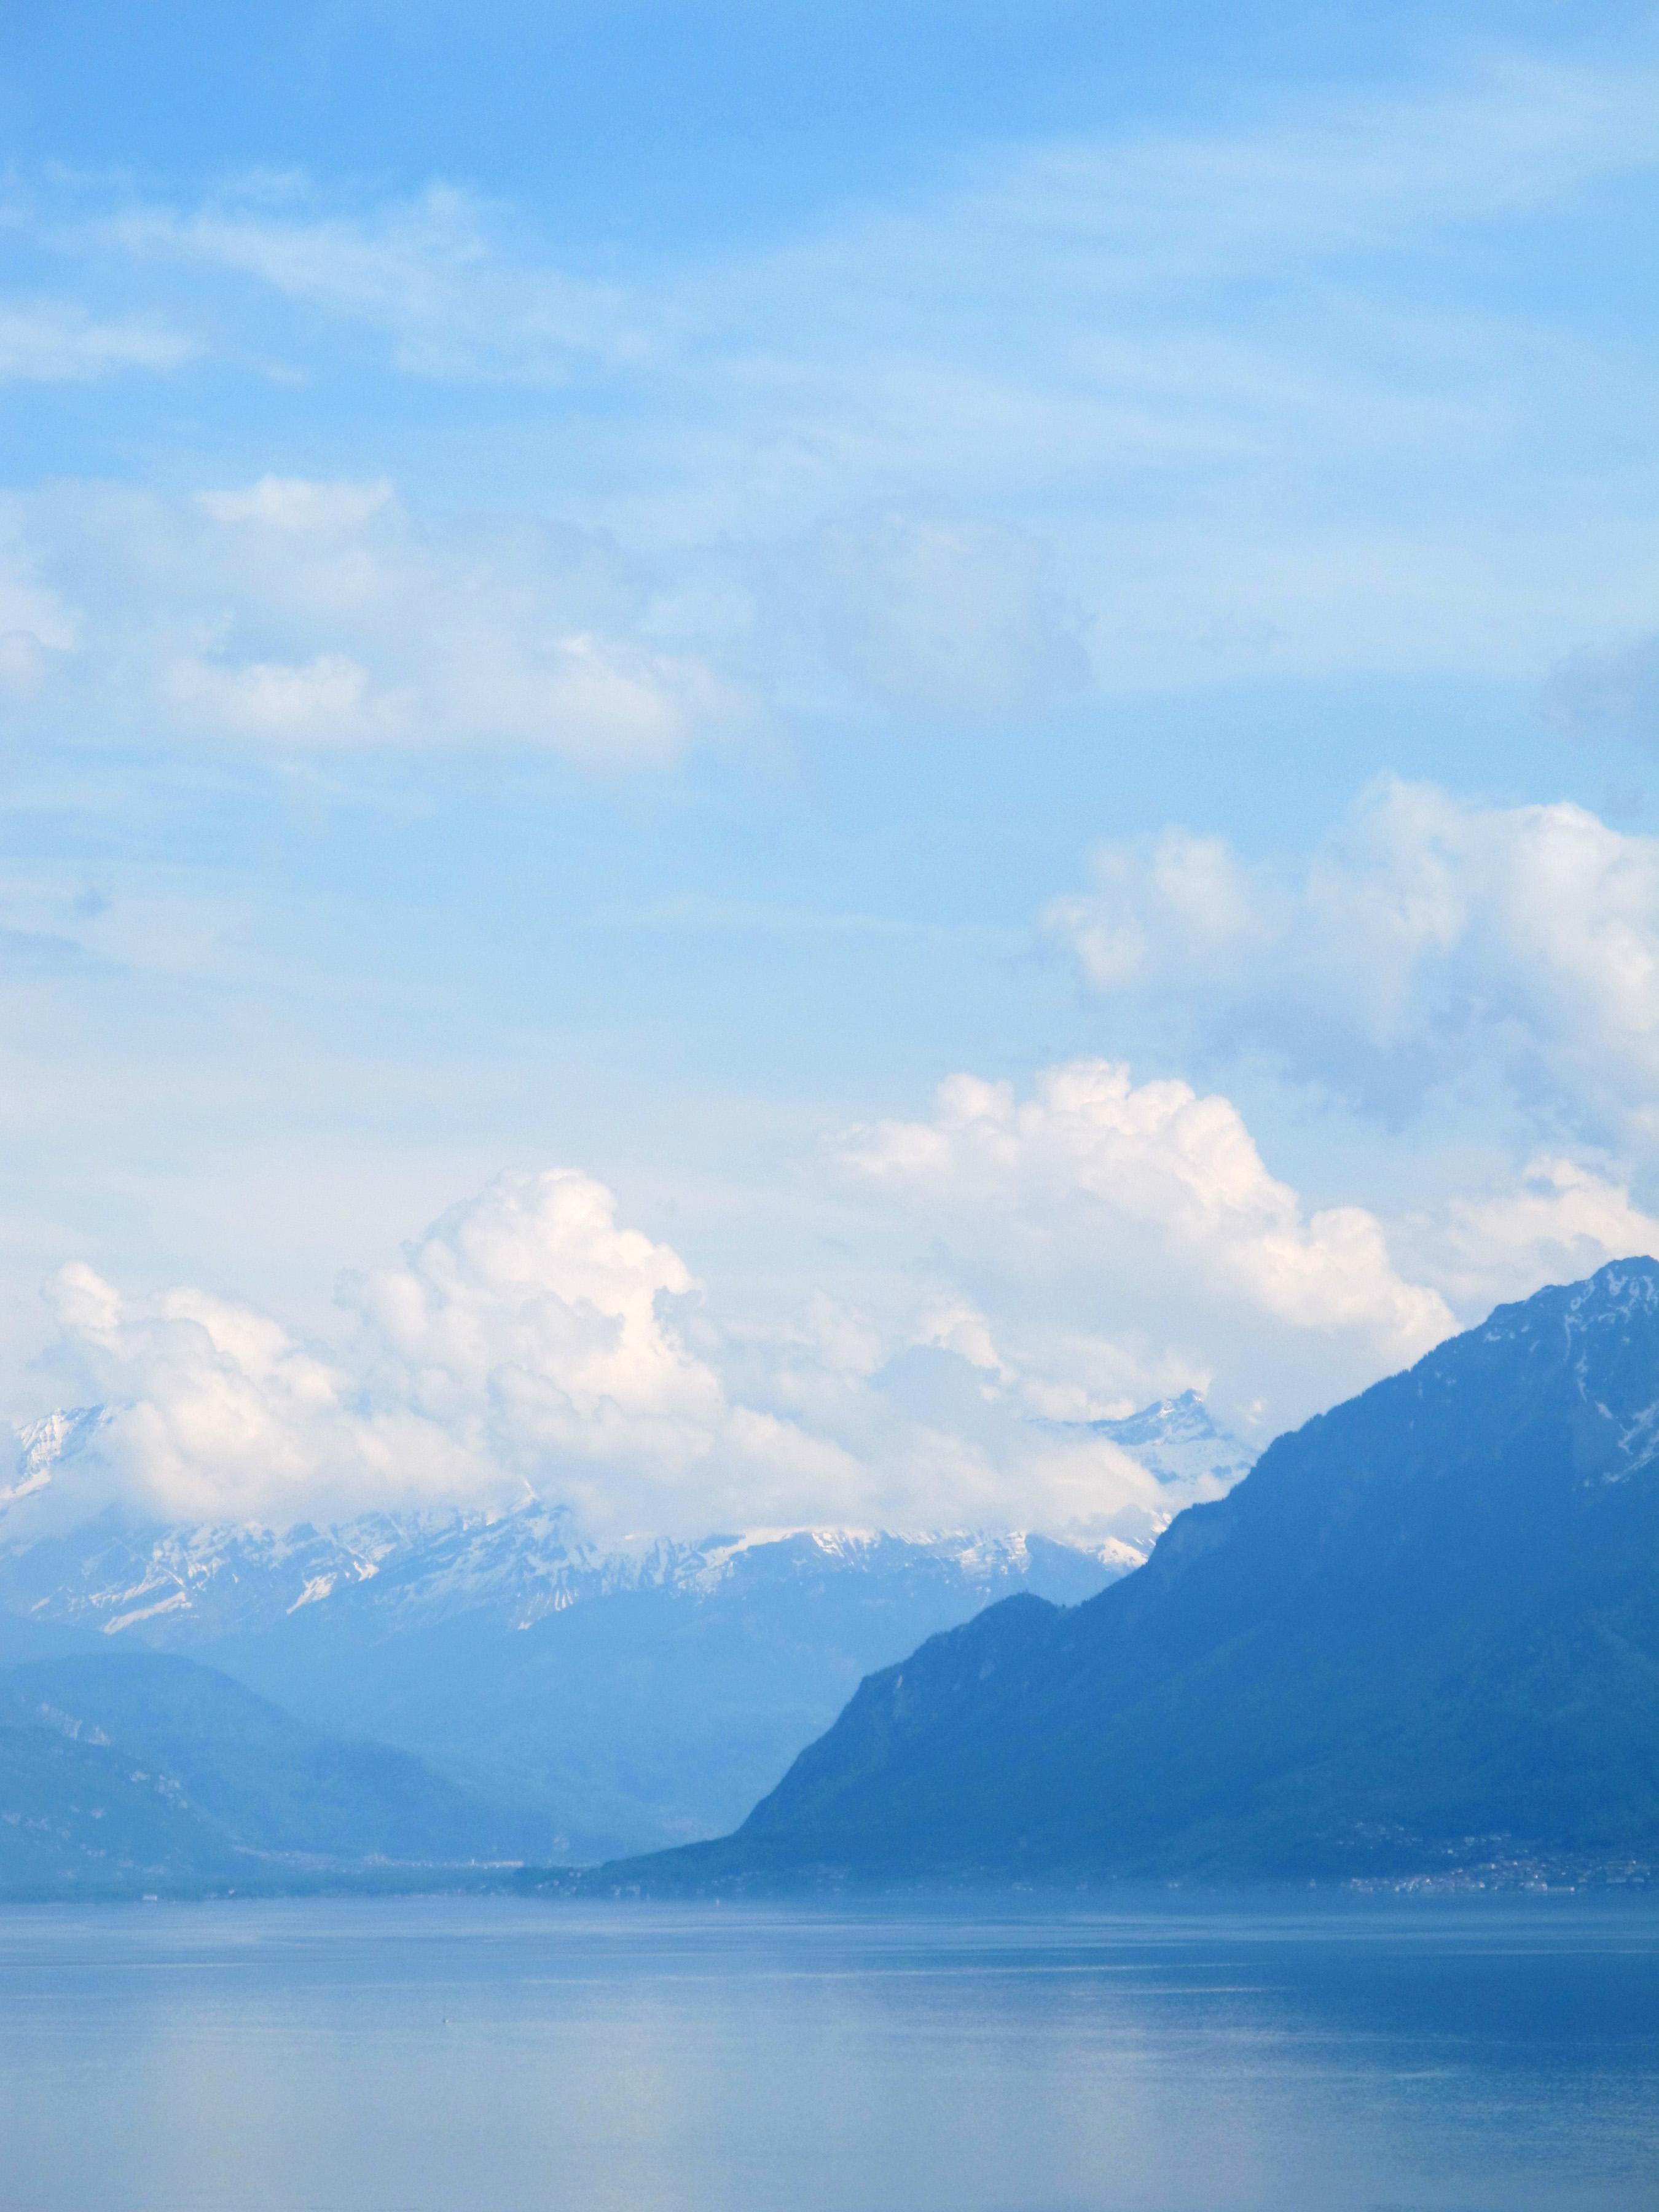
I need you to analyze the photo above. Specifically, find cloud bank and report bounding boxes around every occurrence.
[28,1044,1658,1542]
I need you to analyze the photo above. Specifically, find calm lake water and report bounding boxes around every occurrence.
[0,1893,1656,2211]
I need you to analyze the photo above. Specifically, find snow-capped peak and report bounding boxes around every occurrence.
[1047,1389,1257,1490]
[1,1404,109,1513]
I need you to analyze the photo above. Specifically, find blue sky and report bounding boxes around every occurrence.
[5,1,1659,1537]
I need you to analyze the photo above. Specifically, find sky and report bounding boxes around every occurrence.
[5,0,1659,1540]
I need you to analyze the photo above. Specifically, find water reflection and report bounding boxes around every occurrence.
[0,1895,1655,2211]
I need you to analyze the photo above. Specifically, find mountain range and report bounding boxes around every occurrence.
[0,1391,1249,1878]
[592,1259,1659,1893]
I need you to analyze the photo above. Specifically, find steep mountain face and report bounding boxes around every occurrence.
[0,1650,542,1896]
[0,1395,1249,1858]
[612,1261,1659,1889]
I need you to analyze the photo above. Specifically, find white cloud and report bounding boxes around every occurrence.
[36,1177,827,1539]
[1048,780,1659,1139]
[28,1103,1658,1543]
[347,1167,729,1481]
[1402,1155,1659,1313]
[29,1158,1266,1545]
[42,1261,471,1526]
[833,1056,1454,1438]
[0,301,191,382]
[37,1169,862,1541]
[103,182,639,381]
[10,476,757,768]
[12,49,1658,708]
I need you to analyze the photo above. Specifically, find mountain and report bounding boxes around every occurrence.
[200,1524,1153,1854]
[0,1693,234,1892]
[0,1395,1251,1859]
[1,1516,1144,1862]
[0,1501,1139,1649]
[593,1260,1659,1892]
[1071,1389,1257,1488]
[0,1649,544,1896]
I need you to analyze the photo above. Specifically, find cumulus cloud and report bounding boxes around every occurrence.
[1047,780,1659,1139]
[8,476,756,769]
[345,1168,732,1494]
[28,1157,1278,1545]
[833,1057,1454,1438]
[42,1261,471,1526]
[26,1095,1658,1543]
[38,1170,856,1540]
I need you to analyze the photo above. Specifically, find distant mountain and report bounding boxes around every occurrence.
[0,1500,1140,1648]
[0,1517,1144,1862]
[1070,1389,1257,1489]
[0,1692,233,1893]
[595,1260,1659,1892]
[0,1395,1252,1859]
[0,1649,543,1897]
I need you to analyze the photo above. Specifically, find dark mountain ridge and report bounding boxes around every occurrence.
[595,1260,1659,1890]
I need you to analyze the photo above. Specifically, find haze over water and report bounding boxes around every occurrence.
[2,1896,1657,2211]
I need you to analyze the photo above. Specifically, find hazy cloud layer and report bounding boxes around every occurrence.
[1545,631,1659,748]
[0,301,192,382]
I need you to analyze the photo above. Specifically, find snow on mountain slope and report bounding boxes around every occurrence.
[0,1505,1144,1647]
[2,1406,107,1510]
[1077,1389,1258,1489]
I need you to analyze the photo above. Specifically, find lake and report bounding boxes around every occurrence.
[1,1893,1656,2210]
